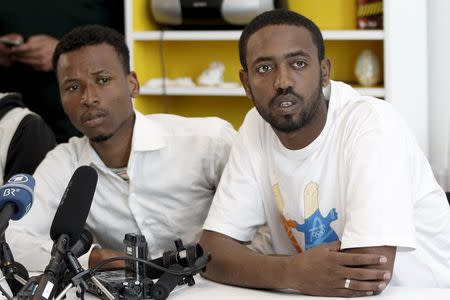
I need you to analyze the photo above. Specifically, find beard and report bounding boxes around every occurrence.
[251,82,323,133]
[90,134,114,143]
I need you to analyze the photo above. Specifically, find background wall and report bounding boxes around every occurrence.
[428,0,450,190]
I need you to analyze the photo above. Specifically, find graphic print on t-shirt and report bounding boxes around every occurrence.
[290,182,339,250]
[273,183,303,253]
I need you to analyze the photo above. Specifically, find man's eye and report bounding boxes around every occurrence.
[256,65,272,73]
[99,77,111,84]
[66,84,79,92]
[293,61,306,69]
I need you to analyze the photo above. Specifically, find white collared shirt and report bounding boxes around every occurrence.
[8,110,235,271]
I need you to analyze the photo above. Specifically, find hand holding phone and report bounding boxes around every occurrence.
[0,38,22,48]
[0,34,23,66]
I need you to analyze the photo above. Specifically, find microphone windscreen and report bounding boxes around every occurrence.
[0,174,35,220]
[50,166,98,246]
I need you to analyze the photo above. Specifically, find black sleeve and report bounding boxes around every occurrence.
[4,114,56,180]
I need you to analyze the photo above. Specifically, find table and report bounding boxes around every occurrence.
[3,274,450,300]
[165,276,450,300]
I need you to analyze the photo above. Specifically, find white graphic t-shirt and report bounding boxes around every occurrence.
[204,81,450,287]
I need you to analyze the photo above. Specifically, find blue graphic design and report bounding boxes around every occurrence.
[294,208,339,250]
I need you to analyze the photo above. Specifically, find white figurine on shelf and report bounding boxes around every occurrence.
[197,61,241,88]
[197,61,225,86]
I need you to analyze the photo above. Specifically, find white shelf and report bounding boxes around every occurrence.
[132,31,242,41]
[140,86,385,98]
[132,30,384,41]
[140,86,245,96]
[322,30,384,40]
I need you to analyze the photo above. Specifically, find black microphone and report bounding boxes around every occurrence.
[50,166,98,247]
[0,174,34,296]
[19,166,97,300]
[70,229,93,258]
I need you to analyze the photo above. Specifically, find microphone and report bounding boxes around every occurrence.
[22,166,98,300]
[70,229,93,258]
[0,174,34,296]
[0,174,35,234]
[50,166,98,247]
[4,261,29,295]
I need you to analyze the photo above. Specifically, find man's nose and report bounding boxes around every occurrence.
[80,84,99,106]
[273,66,294,91]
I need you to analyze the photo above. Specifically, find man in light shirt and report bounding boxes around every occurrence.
[7,25,235,270]
[201,9,450,297]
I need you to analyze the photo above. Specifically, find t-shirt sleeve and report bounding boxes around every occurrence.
[4,114,56,180]
[340,103,416,251]
[203,111,267,242]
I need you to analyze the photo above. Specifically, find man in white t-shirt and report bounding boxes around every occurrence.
[201,9,450,297]
[7,25,235,272]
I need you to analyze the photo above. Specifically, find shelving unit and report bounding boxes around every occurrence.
[125,0,428,152]
[131,29,384,41]
[131,26,385,99]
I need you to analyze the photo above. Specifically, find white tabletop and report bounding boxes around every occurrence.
[80,275,450,300]
[3,274,450,300]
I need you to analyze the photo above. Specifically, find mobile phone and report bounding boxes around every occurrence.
[0,39,22,47]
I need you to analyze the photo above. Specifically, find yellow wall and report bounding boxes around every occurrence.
[133,0,383,129]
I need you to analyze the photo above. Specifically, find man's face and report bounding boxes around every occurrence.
[240,25,330,133]
[56,43,139,142]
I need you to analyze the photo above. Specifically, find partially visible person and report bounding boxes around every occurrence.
[200,9,450,297]
[0,0,124,142]
[0,92,55,185]
[6,25,235,272]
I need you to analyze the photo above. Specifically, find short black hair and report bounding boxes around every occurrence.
[52,25,130,74]
[239,9,325,71]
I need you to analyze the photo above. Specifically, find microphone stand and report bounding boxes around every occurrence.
[0,233,29,299]
[54,251,114,300]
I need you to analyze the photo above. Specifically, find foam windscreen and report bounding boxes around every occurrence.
[50,166,98,246]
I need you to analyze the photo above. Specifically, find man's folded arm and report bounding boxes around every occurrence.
[200,230,392,297]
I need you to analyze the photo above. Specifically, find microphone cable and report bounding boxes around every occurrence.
[90,255,209,276]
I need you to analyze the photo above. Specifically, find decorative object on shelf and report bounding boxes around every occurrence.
[197,61,224,86]
[357,0,383,29]
[144,77,195,88]
[354,49,381,87]
[150,0,287,28]
[197,61,240,88]
[142,61,241,92]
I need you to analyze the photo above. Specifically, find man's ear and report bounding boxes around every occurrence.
[320,58,331,87]
[239,69,252,99]
[128,71,140,98]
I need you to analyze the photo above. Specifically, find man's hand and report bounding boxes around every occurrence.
[287,241,391,297]
[11,34,58,71]
[88,248,126,270]
[200,231,392,298]
[0,33,23,67]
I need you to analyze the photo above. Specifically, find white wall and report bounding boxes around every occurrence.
[384,0,429,156]
[428,0,450,190]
